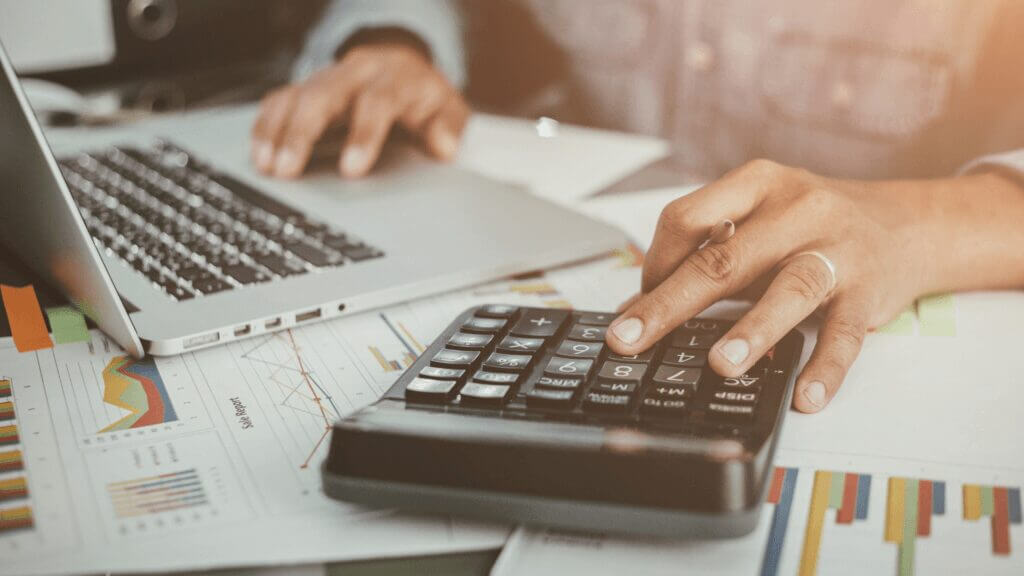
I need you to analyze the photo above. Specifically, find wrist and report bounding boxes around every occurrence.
[890,172,1024,294]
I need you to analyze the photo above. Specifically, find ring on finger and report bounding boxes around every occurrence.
[782,250,838,295]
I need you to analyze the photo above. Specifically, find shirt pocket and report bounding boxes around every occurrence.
[759,30,953,141]
[525,0,655,68]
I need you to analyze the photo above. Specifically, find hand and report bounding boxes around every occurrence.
[604,159,1024,413]
[251,42,469,179]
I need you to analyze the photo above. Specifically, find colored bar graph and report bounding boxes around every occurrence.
[0,424,18,446]
[0,284,54,352]
[0,476,28,502]
[0,505,33,533]
[760,467,798,576]
[0,400,13,422]
[798,471,872,576]
[964,483,1021,556]
[0,450,24,472]
[0,378,10,398]
[107,469,208,518]
[885,478,945,576]
[44,305,91,344]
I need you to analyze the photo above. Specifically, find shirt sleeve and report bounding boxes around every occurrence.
[959,149,1024,188]
[291,0,465,89]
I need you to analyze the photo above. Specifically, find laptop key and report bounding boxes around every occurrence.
[283,240,338,267]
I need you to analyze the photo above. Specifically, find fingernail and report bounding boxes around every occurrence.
[342,147,368,176]
[274,148,301,176]
[802,381,827,409]
[611,317,644,344]
[718,339,749,366]
[436,130,458,159]
[254,142,274,171]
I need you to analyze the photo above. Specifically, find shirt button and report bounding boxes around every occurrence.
[687,41,715,72]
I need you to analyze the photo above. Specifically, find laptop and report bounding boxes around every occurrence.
[0,41,626,358]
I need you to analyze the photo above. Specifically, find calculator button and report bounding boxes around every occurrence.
[711,390,759,404]
[670,331,718,349]
[497,336,545,353]
[447,332,493,350]
[535,376,582,390]
[473,371,519,385]
[483,353,532,371]
[556,340,603,359]
[582,392,631,412]
[431,349,480,368]
[606,349,655,363]
[652,366,701,390]
[568,324,607,341]
[476,305,519,318]
[544,357,594,378]
[680,318,731,333]
[706,402,755,420]
[648,383,691,399]
[593,381,639,394]
[597,361,647,382]
[578,312,615,326]
[526,388,575,409]
[459,383,511,405]
[406,378,459,402]
[511,309,569,337]
[462,317,507,333]
[640,397,688,416]
[662,348,707,367]
[720,373,764,390]
[419,366,465,381]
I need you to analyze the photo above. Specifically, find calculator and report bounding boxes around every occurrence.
[322,305,804,537]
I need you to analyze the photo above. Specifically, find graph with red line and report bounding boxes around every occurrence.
[239,330,343,469]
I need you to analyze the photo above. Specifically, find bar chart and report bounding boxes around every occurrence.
[885,478,946,576]
[963,484,1023,556]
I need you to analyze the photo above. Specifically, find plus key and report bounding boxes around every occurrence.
[510,309,569,338]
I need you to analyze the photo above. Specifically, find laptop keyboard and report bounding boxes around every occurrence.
[58,141,383,301]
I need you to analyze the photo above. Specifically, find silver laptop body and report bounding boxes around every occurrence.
[0,42,626,357]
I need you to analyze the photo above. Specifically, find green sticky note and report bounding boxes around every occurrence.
[45,306,90,344]
[917,294,956,337]
[878,308,915,335]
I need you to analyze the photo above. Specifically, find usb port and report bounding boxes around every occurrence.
[234,324,251,337]
[295,308,322,323]
[183,332,220,349]
[265,317,282,329]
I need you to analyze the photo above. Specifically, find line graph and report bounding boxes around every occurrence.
[239,330,342,469]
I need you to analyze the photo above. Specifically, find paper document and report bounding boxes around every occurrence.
[458,114,668,203]
[0,253,642,575]
[492,292,1024,576]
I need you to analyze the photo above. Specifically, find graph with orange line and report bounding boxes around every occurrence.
[239,330,342,469]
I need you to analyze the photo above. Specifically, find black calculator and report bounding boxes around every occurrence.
[322,305,804,537]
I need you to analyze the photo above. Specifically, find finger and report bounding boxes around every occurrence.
[792,294,871,413]
[607,210,810,355]
[338,83,402,178]
[421,95,470,161]
[642,159,786,293]
[273,65,371,179]
[397,73,450,133]
[251,86,298,173]
[708,252,838,378]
